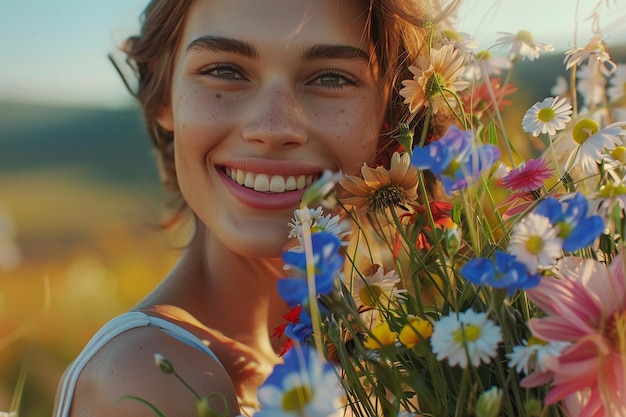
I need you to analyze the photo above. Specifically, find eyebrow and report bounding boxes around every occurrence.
[186,35,370,63]
[186,36,258,58]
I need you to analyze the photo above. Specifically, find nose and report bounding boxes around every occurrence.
[242,85,307,149]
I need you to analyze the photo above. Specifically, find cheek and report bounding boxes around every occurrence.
[173,89,239,161]
[316,97,382,175]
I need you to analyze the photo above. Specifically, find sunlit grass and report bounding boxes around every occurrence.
[0,169,183,416]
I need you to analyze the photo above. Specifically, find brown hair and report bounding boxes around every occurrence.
[115,0,458,222]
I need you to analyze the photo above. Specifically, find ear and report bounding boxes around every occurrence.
[155,103,174,131]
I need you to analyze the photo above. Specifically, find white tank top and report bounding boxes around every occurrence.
[54,311,222,417]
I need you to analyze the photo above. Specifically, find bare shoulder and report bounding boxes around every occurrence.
[63,324,240,417]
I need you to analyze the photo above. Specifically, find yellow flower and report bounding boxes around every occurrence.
[339,152,419,213]
[399,44,469,114]
[363,322,398,350]
[399,316,433,349]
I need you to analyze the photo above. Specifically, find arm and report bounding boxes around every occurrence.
[55,325,240,417]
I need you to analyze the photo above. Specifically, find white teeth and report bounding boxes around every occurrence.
[269,175,286,193]
[225,167,316,193]
[244,172,254,188]
[296,175,306,189]
[285,176,297,191]
[253,173,270,192]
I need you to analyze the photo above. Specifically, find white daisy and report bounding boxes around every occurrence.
[608,65,626,102]
[430,309,503,369]
[256,344,343,417]
[507,213,563,274]
[494,30,554,61]
[551,75,569,97]
[522,96,572,137]
[577,62,607,107]
[564,34,616,76]
[288,207,350,248]
[565,119,626,174]
[590,175,626,217]
[507,338,571,375]
[463,50,511,81]
[438,29,478,54]
[351,264,406,309]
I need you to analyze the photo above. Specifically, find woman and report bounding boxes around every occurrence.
[54,0,458,415]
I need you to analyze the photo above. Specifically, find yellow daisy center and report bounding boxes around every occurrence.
[612,146,626,163]
[572,118,599,145]
[599,182,626,198]
[476,50,491,61]
[282,385,312,412]
[515,30,534,44]
[358,284,383,307]
[525,235,544,255]
[455,324,481,343]
[443,29,462,42]
[527,336,548,347]
[537,107,555,122]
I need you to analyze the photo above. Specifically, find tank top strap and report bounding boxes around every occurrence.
[54,311,221,417]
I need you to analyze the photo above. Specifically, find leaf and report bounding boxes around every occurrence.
[118,395,169,417]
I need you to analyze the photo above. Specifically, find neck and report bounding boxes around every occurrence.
[155,225,291,356]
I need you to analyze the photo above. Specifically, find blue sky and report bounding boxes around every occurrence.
[2,0,625,108]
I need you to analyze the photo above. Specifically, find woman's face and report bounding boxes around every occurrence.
[157,0,385,257]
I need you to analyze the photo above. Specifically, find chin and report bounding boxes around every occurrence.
[224,230,290,260]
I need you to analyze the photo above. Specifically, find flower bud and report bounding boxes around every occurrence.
[154,353,174,374]
[475,386,502,417]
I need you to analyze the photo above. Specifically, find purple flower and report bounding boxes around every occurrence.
[534,193,604,252]
[461,251,541,296]
[411,125,500,194]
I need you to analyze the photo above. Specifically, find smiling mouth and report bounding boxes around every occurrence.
[223,167,318,193]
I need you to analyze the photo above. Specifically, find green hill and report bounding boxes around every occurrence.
[0,101,160,191]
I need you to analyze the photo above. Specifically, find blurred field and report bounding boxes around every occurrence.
[0,103,186,416]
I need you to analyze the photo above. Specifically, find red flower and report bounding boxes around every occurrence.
[395,201,454,253]
[463,77,518,116]
[271,305,303,356]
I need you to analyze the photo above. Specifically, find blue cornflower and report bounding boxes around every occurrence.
[461,251,541,296]
[277,232,344,306]
[534,193,604,252]
[255,344,343,417]
[411,125,500,194]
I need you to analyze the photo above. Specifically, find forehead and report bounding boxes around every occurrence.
[181,0,371,52]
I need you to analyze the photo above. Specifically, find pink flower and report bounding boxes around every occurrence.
[524,255,626,417]
[501,158,553,192]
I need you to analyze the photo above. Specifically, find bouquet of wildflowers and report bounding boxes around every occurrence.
[255,3,626,417]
